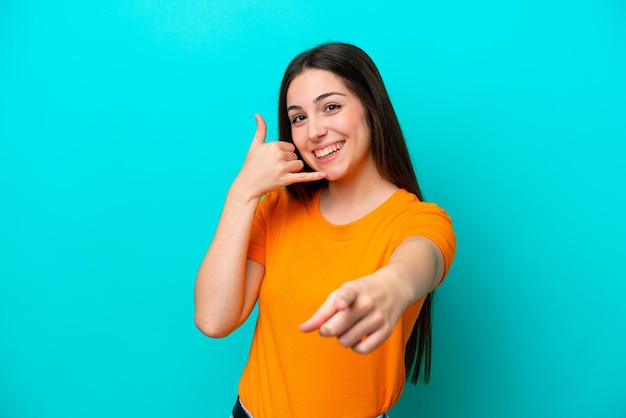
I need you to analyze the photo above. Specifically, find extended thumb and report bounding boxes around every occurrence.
[251,114,267,145]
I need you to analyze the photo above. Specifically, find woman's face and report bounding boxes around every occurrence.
[286,69,373,183]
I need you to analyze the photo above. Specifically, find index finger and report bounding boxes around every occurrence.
[299,286,357,333]
[299,296,338,333]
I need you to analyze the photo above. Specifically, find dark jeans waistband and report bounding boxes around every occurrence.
[232,397,389,418]
[232,397,251,418]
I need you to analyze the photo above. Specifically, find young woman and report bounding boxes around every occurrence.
[194,42,456,418]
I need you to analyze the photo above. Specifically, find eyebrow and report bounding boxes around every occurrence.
[287,92,347,112]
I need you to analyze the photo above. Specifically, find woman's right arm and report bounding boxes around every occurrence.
[194,115,325,337]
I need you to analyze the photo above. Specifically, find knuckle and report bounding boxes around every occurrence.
[320,324,334,336]
[371,311,384,327]
[360,296,374,311]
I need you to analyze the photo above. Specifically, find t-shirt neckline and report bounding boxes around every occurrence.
[308,188,407,240]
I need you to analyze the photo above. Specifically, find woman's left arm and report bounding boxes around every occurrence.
[299,236,445,354]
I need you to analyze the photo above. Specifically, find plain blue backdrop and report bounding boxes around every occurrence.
[1,1,625,417]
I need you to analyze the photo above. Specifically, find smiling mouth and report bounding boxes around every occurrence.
[314,141,345,159]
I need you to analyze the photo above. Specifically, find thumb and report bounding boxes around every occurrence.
[250,114,267,146]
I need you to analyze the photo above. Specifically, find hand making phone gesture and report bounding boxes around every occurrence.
[233,114,325,201]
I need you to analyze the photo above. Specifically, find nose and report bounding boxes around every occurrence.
[307,116,327,142]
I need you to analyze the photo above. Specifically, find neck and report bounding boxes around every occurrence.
[320,160,398,224]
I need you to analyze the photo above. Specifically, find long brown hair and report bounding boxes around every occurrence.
[278,42,433,384]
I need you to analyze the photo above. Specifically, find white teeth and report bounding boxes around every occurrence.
[314,142,344,159]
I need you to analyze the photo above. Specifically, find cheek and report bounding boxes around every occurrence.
[292,139,316,167]
[291,129,307,152]
[297,147,314,165]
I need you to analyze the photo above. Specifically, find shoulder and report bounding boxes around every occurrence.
[390,189,456,267]
[390,189,452,221]
[256,188,312,218]
[387,189,455,244]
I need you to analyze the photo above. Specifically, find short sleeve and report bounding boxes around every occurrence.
[398,202,456,279]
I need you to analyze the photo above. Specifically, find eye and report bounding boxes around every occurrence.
[324,103,341,113]
[290,114,306,125]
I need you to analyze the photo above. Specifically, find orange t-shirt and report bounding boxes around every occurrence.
[239,188,456,418]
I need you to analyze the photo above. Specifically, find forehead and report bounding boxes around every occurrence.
[286,69,350,104]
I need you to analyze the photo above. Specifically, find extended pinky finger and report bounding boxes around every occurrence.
[288,171,326,184]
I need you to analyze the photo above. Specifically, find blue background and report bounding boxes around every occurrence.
[1,1,625,417]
